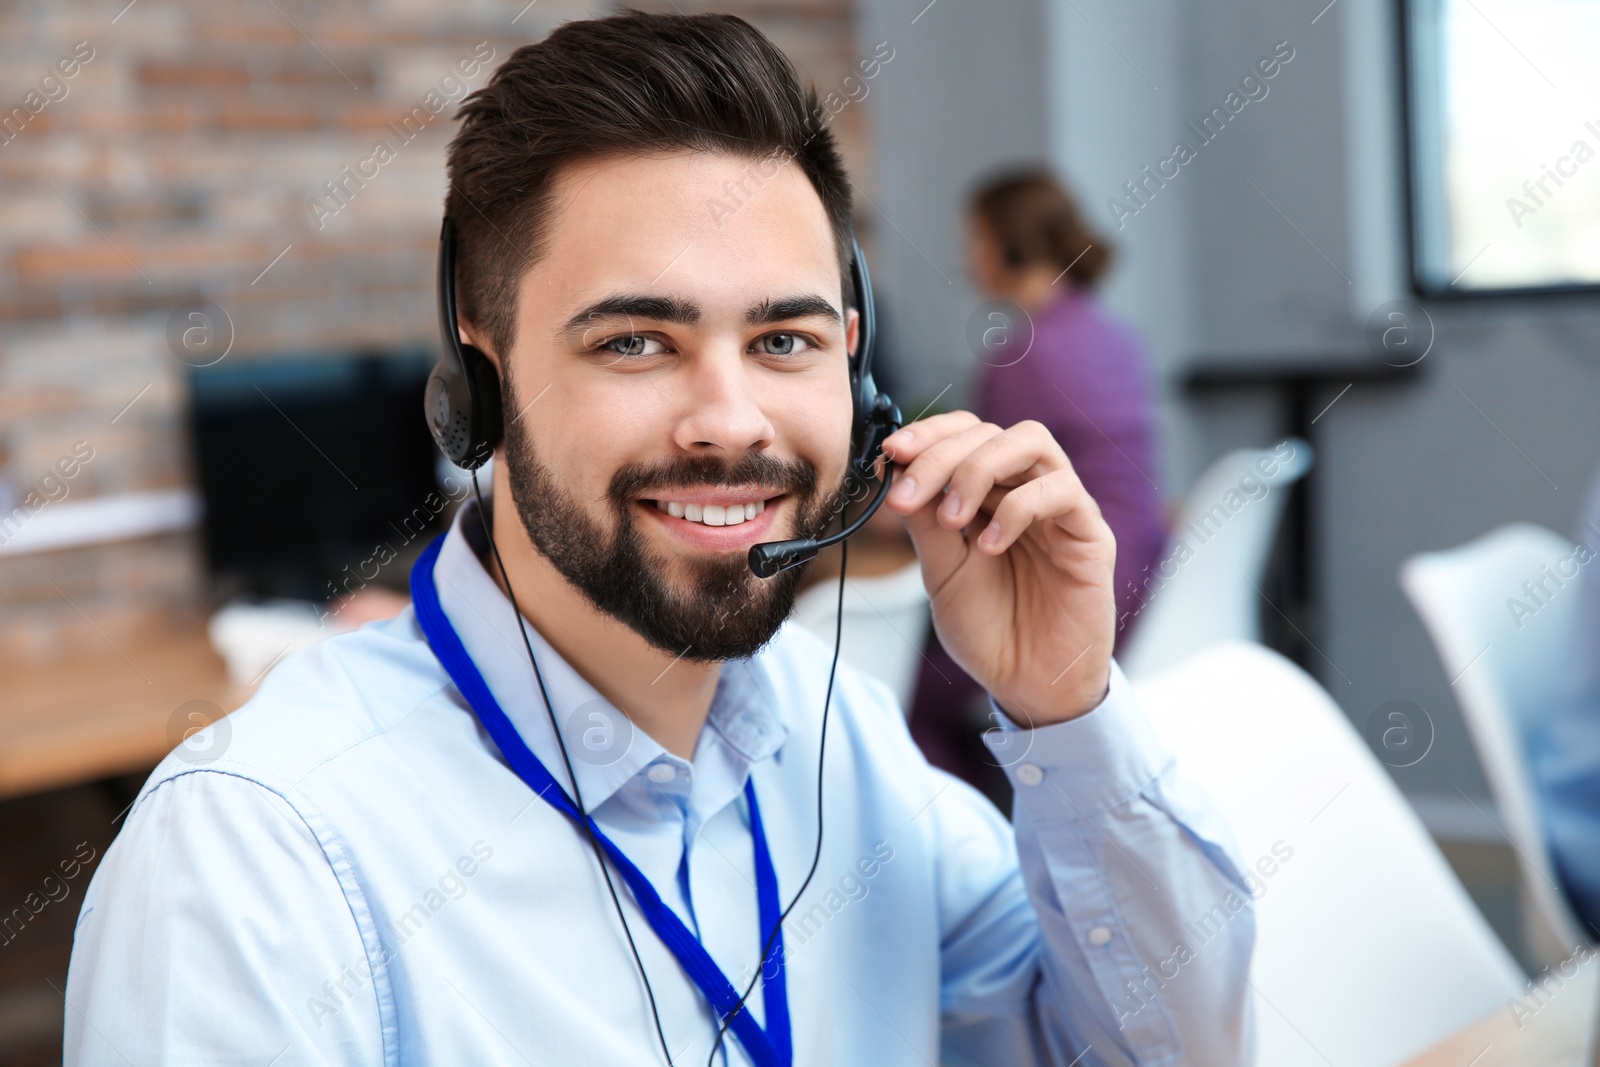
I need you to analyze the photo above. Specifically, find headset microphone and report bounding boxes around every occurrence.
[747,401,898,578]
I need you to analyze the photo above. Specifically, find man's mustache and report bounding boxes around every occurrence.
[608,453,819,503]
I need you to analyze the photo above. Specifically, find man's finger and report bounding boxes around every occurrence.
[972,468,1110,556]
[879,410,981,467]
[884,421,1004,516]
[936,420,1068,531]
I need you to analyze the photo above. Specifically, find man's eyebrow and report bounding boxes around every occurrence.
[559,295,701,337]
[558,292,842,339]
[747,295,841,327]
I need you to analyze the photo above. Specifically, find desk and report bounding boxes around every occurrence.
[0,630,251,799]
[1403,955,1600,1067]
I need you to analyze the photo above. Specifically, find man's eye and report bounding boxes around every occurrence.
[759,333,811,357]
[601,335,659,358]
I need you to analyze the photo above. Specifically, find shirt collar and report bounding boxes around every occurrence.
[429,490,788,818]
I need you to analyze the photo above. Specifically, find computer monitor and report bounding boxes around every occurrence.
[186,347,447,602]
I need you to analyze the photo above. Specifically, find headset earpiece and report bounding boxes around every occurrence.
[429,218,502,470]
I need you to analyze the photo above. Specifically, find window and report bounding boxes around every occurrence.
[1406,0,1600,294]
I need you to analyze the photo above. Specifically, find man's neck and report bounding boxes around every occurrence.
[473,472,720,761]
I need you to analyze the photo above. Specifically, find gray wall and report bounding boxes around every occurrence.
[853,0,1048,416]
[860,0,1600,812]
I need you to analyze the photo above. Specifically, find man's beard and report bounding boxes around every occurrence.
[500,385,849,662]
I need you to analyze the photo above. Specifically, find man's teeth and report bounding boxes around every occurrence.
[655,499,765,526]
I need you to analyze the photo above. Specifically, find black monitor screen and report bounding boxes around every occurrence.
[187,348,446,602]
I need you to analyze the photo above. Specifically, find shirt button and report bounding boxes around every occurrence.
[1088,925,1113,946]
[646,763,677,784]
[1015,763,1044,786]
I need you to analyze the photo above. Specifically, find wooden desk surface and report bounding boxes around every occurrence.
[1403,955,1600,1067]
[0,630,252,799]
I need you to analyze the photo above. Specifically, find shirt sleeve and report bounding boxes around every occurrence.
[933,659,1256,1067]
[64,769,386,1066]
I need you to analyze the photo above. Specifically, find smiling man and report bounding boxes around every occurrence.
[65,12,1254,1067]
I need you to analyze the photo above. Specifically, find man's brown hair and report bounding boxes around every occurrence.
[445,10,856,363]
[969,167,1112,288]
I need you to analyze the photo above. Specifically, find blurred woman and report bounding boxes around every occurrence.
[910,167,1167,807]
[966,167,1166,636]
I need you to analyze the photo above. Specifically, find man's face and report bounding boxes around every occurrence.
[493,150,857,661]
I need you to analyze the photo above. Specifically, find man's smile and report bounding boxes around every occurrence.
[637,488,787,549]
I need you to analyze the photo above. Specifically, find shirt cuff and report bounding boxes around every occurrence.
[980,658,1175,823]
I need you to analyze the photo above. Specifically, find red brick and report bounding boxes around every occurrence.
[135,61,252,89]
[0,2,869,659]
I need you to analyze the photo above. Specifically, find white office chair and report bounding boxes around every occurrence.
[790,562,930,715]
[1120,438,1313,681]
[1400,523,1592,970]
[1135,641,1526,1067]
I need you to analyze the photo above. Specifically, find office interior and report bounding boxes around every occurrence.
[2,0,1598,1064]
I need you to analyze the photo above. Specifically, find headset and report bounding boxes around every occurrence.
[428,217,901,575]
[426,215,900,1065]
[427,217,899,507]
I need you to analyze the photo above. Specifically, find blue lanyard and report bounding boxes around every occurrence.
[410,534,792,1067]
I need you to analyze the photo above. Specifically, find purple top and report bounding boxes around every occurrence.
[908,290,1167,791]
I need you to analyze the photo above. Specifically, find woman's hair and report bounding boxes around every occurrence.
[969,167,1112,288]
[445,10,855,361]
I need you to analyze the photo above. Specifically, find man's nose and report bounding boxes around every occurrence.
[667,349,776,457]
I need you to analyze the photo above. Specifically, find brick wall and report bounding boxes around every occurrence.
[0,0,869,664]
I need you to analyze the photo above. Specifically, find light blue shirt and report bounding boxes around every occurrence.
[65,493,1255,1066]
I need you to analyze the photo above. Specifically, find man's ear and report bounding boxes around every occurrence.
[459,319,500,373]
[845,307,860,362]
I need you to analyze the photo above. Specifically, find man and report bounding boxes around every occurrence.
[66,12,1255,1065]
